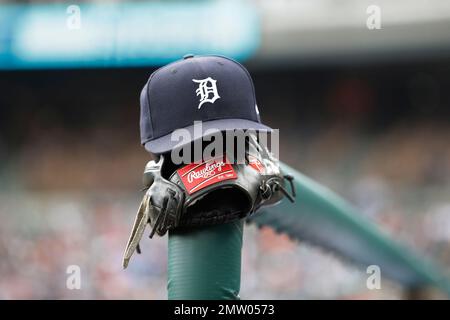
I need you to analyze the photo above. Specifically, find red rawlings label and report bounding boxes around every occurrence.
[177,157,237,195]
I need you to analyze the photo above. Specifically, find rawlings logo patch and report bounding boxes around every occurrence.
[177,156,237,194]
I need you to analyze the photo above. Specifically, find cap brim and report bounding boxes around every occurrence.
[144,118,272,154]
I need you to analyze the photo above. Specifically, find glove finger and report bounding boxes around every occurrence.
[122,194,151,269]
[149,196,169,238]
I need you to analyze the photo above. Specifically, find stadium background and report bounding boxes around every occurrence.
[0,0,450,299]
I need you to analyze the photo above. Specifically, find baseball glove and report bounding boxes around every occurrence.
[122,136,295,268]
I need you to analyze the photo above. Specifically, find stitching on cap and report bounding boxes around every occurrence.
[144,71,158,143]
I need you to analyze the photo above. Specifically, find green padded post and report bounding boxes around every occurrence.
[167,220,244,300]
[253,162,450,296]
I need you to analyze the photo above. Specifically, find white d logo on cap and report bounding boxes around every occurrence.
[192,77,221,109]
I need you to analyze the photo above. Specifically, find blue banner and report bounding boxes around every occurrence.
[0,1,260,69]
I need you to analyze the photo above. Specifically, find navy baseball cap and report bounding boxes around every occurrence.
[140,54,271,154]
